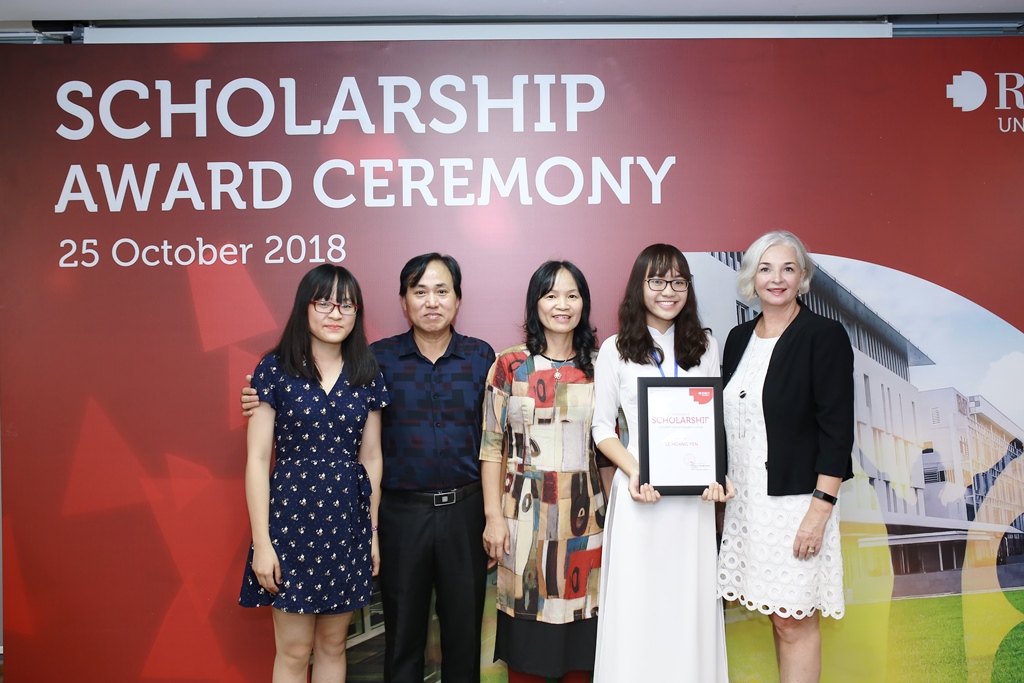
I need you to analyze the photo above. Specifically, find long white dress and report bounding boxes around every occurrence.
[716,333,845,618]
[591,326,729,683]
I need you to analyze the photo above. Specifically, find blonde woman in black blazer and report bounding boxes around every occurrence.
[715,231,854,683]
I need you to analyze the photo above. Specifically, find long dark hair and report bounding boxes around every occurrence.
[523,260,597,379]
[615,244,708,370]
[272,264,379,387]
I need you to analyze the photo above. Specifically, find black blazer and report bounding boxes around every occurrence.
[722,303,854,496]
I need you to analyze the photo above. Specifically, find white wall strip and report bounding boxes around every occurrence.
[84,21,893,44]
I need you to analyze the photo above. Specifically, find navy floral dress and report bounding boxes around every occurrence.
[239,353,389,614]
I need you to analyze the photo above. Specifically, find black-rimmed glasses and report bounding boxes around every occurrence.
[645,277,690,292]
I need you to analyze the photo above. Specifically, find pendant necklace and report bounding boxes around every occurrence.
[540,353,576,380]
[740,307,797,398]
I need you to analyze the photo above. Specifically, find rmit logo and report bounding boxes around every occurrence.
[947,71,1024,112]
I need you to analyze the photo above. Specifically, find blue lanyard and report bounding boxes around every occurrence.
[656,355,679,378]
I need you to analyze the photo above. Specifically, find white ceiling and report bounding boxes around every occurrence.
[3,0,1024,23]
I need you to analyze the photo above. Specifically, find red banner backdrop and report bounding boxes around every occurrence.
[1,37,1022,681]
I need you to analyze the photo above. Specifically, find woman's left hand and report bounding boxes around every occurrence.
[701,477,735,503]
[482,515,510,568]
[794,499,832,560]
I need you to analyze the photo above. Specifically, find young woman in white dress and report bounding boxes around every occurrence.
[592,244,731,683]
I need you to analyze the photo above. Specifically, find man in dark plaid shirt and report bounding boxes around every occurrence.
[371,254,494,683]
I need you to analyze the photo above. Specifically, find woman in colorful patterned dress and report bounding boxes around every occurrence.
[592,244,731,683]
[239,264,389,683]
[480,260,605,683]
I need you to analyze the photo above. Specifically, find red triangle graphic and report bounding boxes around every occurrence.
[219,665,250,683]
[61,398,148,515]
[187,262,278,352]
[141,586,227,679]
[2,516,35,635]
[145,475,248,608]
[166,453,213,511]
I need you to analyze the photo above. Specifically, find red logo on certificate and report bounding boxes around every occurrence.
[689,388,714,405]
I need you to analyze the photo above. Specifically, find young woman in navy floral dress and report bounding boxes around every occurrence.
[239,264,389,683]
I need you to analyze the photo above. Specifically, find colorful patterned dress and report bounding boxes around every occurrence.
[239,353,389,614]
[480,346,604,675]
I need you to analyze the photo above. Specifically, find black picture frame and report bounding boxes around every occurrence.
[637,376,726,495]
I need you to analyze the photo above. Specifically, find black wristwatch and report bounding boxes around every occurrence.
[812,488,838,505]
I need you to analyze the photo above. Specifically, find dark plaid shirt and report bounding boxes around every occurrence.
[371,329,495,492]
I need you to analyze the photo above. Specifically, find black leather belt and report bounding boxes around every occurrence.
[385,481,482,507]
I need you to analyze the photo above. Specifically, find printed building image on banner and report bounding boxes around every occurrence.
[0,36,1022,682]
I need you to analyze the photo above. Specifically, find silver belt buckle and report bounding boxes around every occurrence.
[433,489,458,506]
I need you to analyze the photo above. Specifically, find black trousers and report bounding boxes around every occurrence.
[379,487,488,683]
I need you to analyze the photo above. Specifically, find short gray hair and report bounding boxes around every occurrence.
[736,230,815,301]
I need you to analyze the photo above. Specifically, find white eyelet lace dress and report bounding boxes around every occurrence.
[716,333,845,619]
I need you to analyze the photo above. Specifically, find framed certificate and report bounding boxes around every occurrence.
[637,376,726,495]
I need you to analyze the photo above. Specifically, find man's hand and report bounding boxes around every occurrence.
[241,375,259,417]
